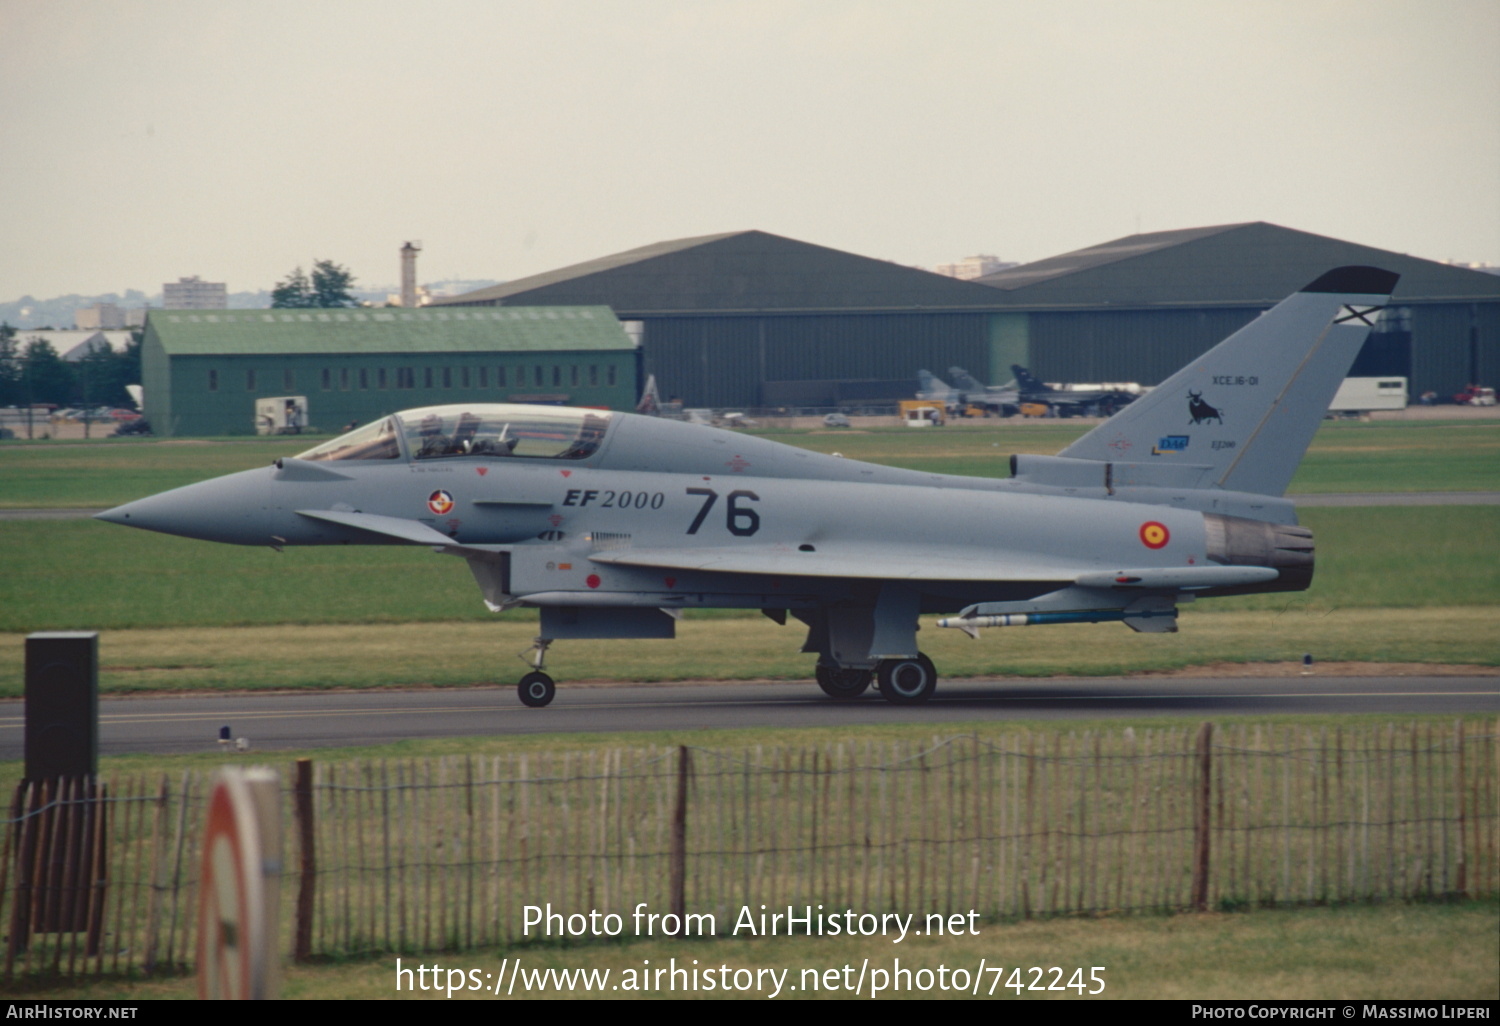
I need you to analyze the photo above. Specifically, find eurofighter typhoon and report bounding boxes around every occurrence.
[97,267,1399,707]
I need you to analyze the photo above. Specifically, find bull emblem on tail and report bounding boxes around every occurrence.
[1187,390,1223,425]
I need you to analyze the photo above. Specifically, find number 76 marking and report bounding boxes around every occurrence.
[685,487,760,536]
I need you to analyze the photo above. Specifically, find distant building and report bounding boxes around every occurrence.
[140,306,639,436]
[163,276,228,310]
[1445,260,1500,277]
[973,222,1500,398]
[400,241,421,308]
[21,329,133,361]
[75,302,125,329]
[435,231,1008,409]
[934,255,1017,280]
[431,224,1496,409]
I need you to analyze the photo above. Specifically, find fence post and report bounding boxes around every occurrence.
[1454,721,1467,898]
[669,746,691,932]
[142,776,169,975]
[3,780,36,980]
[1192,722,1214,911]
[294,758,316,962]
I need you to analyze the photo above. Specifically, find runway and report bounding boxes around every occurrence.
[2,675,1495,757]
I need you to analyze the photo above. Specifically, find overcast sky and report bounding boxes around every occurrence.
[3,0,1497,299]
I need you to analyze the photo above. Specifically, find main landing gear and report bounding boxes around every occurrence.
[876,653,938,705]
[516,637,556,708]
[815,659,873,699]
[814,653,938,705]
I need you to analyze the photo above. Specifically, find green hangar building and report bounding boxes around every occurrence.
[140,306,638,437]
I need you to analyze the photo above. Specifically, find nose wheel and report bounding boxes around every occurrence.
[518,671,556,708]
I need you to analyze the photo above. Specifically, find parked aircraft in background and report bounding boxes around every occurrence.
[915,369,965,415]
[1007,365,1144,417]
[98,267,1398,708]
[944,367,1021,417]
[916,368,1020,417]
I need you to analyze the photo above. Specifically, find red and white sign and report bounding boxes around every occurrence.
[198,769,280,1000]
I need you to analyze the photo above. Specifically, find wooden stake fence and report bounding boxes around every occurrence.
[3,720,1496,981]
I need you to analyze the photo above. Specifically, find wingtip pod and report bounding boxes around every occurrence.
[1300,265,1400,295]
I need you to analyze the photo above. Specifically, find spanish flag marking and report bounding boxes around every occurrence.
[1139,521,1170,549]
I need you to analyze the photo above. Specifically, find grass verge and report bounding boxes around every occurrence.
[4,506,1498,633]
[1,606,1495,698]
[2,419,1495,507]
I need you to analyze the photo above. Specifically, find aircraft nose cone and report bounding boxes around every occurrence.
[92,468,280,544]
[94,489,213,537]
[92,505,133,526]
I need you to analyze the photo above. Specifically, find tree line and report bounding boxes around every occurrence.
[271,259,358,309]
[0,323,141,409]
[1,258,358,409]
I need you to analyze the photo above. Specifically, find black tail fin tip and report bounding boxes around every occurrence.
[1301,266,1400,295]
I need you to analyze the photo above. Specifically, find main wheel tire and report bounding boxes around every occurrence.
[876,653,938,705]
[517,671,556,708]
[815,662,873,699]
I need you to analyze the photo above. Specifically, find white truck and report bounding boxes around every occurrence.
[255,396,308,435]
[1327,377,1407,415]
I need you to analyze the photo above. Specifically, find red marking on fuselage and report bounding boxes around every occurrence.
[1139,521,1170,549]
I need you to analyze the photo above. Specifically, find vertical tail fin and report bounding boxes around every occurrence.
[947,367,988,393]
[1011,365,1048,393]
[1058,266,1400,496]
[918,369,951,394]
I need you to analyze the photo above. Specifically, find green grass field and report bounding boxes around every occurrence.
[2,418,1496,507]
[751,418,1500,492]
[2,506,1496,634]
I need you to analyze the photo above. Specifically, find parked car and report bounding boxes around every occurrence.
[823,413,851,428]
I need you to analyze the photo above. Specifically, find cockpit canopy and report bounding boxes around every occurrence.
[296,404,613,463]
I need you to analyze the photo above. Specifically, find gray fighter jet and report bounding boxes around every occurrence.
[941,367,1021,417]
[97,266,1398,708]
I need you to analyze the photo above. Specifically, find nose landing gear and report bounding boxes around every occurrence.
[516,637,557,707]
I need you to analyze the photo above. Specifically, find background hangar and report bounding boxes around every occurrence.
[974,222,1500,399]
[435,231,1010,410]
[139,223,1500,436]
[141,306,637,436]
[438,224,1499,410]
